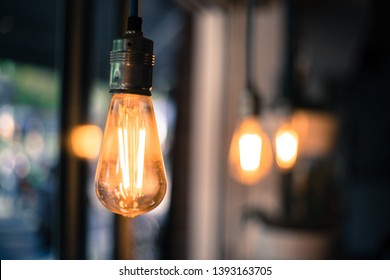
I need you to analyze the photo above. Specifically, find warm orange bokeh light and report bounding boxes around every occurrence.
[275,125,299,170]
[239,133,262,171]
[228,116,273,186]
[69,124,102,159]
[292,110,337,157]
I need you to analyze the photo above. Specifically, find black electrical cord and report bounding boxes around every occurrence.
[245,0,254,88]
[130,0,139,17]
[127,0,142,31]
[245,0,261,115]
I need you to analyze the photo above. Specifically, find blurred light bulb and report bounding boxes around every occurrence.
[94,16,167,218]
[69,124,102,159]
[292,110,337,157]
[239,133,262,171]
[275,125,298,170]
[228,116,273,186]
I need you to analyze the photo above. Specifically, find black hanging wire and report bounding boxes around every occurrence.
[274,0,295,109]
[244,0,262,116]
[127,0,142,31]
[130,0,139,17]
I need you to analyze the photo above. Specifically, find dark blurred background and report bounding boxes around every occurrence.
[0,0,389,260]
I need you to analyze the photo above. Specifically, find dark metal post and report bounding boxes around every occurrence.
[57,0,95,259]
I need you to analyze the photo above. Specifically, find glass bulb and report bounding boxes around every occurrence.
[228,116,273,186]
[275,125,299,170]
[95,93,167,218]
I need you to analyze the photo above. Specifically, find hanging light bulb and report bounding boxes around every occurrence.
[275,123,299,170]
[94,11,167,218]
[228,114,273,186]
[228,0,272,186]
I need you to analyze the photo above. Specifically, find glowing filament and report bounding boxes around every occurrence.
[136,127,146,189]
[118,124,146,196]
[118,128,130,192]
[239,134,262,171]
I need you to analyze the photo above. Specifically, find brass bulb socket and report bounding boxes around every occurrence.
[109,32,154,96]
